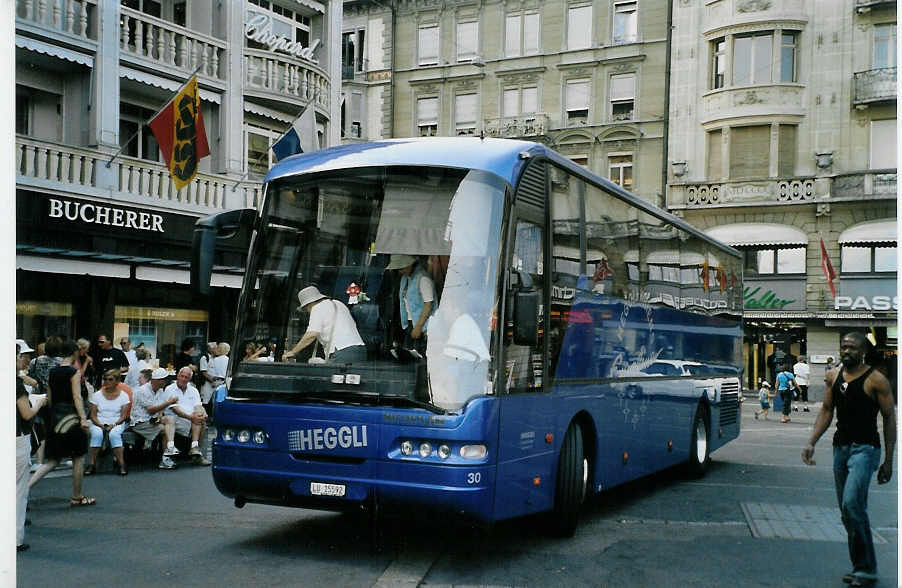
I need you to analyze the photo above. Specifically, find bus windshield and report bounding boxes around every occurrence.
[235,166,508,412]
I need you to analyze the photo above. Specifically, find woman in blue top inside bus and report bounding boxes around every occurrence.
[388,255,435,360]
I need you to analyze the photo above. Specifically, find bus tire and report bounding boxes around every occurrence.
[687,404,710,477]
[548,422,585,537]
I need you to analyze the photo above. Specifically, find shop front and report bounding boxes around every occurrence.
[16,190,249,363]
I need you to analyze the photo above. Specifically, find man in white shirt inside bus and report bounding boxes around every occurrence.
[161,367,210,465]
[793,355,811,412]
[283,286,366,363]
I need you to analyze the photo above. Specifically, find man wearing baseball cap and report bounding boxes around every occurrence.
[129,367,179,470]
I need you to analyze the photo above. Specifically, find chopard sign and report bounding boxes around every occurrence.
[48,198,165,233]
[245,13,321,63]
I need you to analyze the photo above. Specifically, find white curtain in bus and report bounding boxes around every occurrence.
[374,179,454,255]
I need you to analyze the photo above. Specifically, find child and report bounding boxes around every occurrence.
[755,381,772,420]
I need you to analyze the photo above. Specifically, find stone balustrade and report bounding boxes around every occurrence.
[483,114,549,139]
[671,177,822,208]
[120,6,226,80]
[16,136,263,213]
[16,0,95,40]
[244,48,331,108]
[853,67,897,106]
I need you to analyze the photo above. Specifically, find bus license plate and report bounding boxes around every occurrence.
[310,482,346,497]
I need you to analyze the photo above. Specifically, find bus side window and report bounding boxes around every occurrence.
[505,220,545,393]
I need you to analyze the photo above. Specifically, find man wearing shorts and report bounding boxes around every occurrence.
[129,368,179,469]
[161,367,210,466]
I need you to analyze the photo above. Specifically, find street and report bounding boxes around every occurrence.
[18,402,898,587]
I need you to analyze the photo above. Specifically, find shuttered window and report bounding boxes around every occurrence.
[729,125,769,179]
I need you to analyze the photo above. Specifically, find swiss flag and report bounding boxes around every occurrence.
[820,238,837,297]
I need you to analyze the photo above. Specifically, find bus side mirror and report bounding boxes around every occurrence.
[511,270,538,346]
[191,208,256,297]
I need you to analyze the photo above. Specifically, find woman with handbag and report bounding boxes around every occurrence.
[28,340,96,507]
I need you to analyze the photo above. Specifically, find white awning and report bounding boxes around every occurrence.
[705,223,807,247]
[17,255,129,278]
[120,67,221,104]
[136,266,190,284]
[838,219,897,244]
[210,273,245,289]
[645,250,711,266]
[16,35,94,67]
[244,101,294,123]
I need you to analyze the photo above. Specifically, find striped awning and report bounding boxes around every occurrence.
[16,35,93,67]
[838,219,897,245]
[120,67,221,104]
[705,223,807,247]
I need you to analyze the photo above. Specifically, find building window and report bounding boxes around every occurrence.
[342,29,366,78]
[729,125,770,179]
[567,5,592,50]
[570,155,589,167]
[565,79,590,122]
[612,1,637,45]
[418,24,439,66]
[870,119,897,169]
[707,128,723,180]
[780,32,797,82]
[608,154,633,190]
[505,11,540,57]
[778,124,797,177]
[456,21,479,62]
[417,97,438,136]
[455,93,478,136]
[874,23,897,68]
[711,38,726,89]
[733,32,772,86]
[842,245,897,273]
[745,247,806,276]
[246,1,311,52]
[610,73,635,121]
[503,86,538,117]
[244,124,279,178]
[120,103,160,162]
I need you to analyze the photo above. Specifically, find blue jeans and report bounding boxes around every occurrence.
[833,444,881,579]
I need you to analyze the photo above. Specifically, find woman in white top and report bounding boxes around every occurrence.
[84,368,131,476]
[283,286,366,363]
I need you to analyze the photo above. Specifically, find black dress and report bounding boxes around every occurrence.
[45,365,88,460]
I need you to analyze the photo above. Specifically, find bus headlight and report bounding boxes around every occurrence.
[400,440,413,456]
[460,444,487,459]
[418,442,432,458]
[253,430,267,444]
[222,429,234,441]
[237,430,251,443]
[438,444,451,459]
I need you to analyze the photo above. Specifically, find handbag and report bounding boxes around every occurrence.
[53,412,81,435]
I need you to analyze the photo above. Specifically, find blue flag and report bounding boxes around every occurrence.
[271,104,318,161]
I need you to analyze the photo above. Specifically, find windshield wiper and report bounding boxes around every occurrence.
[286,389,444,414]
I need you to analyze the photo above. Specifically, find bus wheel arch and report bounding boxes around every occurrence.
[686,401,711,477]
[547,419,587,537]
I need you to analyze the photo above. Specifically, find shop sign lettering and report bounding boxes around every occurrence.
[48,198,164,233]
[245,13,321,63]
[834,295,899,311]
[743,286,795,309]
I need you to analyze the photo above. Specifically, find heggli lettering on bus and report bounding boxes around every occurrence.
[288,426,368,451]
[196,138,742,535]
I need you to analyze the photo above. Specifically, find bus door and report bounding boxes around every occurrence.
[494,216,556,520]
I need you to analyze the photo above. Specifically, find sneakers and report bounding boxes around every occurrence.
[192,455,211,466]
[188,445,202,457]
[163,445,180,457]
[793,406,799,412]
[803,407,810,412]
[158,456,177,470]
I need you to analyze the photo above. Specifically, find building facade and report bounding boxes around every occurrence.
[667,0,897,394]
[16,0,342,366]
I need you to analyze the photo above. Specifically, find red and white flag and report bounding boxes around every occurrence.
[820,238,837,297]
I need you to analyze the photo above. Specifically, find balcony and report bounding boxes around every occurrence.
[119,6,226,81]
[16,0,97,43]
[670,177,822,209]
[853,68,897,107]
[244,48,331,109]
[484,114,549,140]
[855,0,896,13]
[15,135,262,214]
[832,171,897,200]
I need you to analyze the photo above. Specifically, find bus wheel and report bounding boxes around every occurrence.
[687,405,710,477]
[548,422,585,537]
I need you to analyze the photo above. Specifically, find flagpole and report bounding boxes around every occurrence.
[229,97,317,192]
[105,64,205,168]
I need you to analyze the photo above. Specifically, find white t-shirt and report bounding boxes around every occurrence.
[307,299,364,355]
[161,382,202,417]
[208,355,229,381]
[793,362,810,386]
[90,390,130,425]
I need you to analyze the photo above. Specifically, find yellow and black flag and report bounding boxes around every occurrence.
[148,76,210,190]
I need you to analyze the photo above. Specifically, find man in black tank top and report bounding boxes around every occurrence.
[802,332,895,587]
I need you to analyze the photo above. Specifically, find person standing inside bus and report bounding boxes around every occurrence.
[803,332,895,587]
[388,255,435,359]
[284,286,366,363]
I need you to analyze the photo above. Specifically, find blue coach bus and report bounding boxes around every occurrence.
[192,138,743,536]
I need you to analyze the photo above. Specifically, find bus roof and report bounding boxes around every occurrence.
[264,137,541,186]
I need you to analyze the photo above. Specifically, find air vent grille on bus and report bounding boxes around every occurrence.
[719,380,740,426]
[515,161,545,213]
